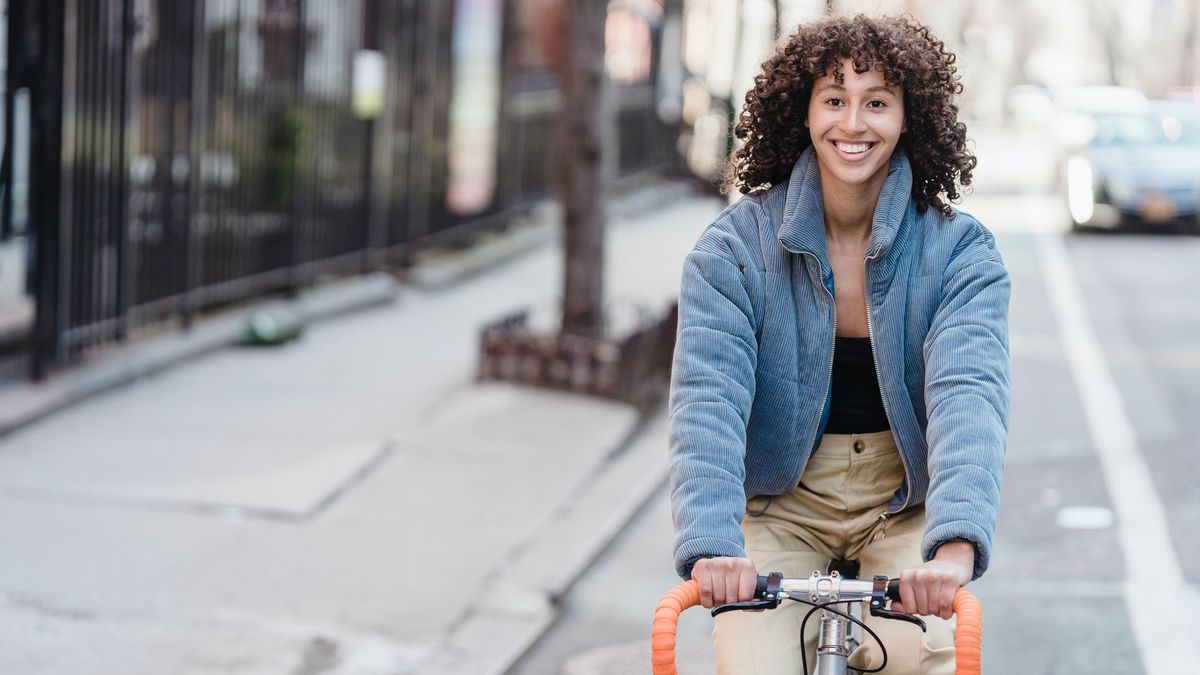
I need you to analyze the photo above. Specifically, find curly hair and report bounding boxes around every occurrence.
[721,14,975,218]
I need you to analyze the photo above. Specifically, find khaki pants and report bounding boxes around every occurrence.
[713,431,955,674]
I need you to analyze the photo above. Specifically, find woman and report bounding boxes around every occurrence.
[668,14,1010,674]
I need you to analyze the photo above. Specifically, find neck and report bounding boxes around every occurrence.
[817,162,889,251]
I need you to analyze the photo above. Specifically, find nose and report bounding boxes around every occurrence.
[839,107,867,135]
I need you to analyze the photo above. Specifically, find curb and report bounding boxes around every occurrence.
[405,179,699,290]
[413,407,671,675]
[562,637,715,675]
[0,272,399,438]
[405,205,559,289]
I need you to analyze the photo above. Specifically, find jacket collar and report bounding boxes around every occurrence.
[777,144,914,267]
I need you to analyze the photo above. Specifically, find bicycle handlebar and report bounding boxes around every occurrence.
[751,571,902,603]
[651,573,982,675]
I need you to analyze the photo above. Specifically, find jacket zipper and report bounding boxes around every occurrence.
[800,251,837,481]
[864,245,912,518]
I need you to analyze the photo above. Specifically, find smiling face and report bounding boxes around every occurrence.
[806,58,906,193]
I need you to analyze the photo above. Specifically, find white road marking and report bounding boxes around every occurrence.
[1055,506,1115,530]
[1035,231,1200,672]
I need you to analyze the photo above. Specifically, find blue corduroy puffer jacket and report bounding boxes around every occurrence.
[669,144,1011,582]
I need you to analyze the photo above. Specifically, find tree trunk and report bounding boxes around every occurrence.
[559,0,608,338]
[1183,1,1198,87]
[1087,2,1122,86]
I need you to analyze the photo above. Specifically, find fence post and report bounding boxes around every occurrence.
[0,0,18,241]
[28,0,66,379]
[114,0,135,340]
[287,0,308,295]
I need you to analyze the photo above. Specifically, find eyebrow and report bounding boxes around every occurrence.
[814,84,898,96]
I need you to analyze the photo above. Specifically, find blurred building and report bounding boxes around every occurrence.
[0,0,684,378]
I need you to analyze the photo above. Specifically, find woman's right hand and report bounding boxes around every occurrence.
[692,556,759,608]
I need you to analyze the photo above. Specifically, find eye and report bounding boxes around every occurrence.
[825,97,844,107]
[867,99,887,108]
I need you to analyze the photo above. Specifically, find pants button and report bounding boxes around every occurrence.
[853,439,865,454]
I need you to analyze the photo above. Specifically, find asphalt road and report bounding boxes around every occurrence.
[509,190,1200,675]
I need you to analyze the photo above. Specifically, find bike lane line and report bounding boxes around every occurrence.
[1035,231,1200,672]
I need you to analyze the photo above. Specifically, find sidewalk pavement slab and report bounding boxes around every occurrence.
[0,272,400,438]
[0,382,642,674]
[0,186,726,674]
[418,406,670,675]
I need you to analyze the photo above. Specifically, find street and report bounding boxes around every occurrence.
[511,188,1200,672]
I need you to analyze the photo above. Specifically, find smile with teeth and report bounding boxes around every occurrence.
[833,140,876,154]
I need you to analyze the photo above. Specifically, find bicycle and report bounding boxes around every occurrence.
[651,566,982,675]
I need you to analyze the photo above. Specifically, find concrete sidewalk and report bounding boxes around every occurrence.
[0,189,726,674]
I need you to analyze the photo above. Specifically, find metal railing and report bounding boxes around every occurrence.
[5,0,683,379]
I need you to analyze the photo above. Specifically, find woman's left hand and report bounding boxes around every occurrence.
[892,541,974,620]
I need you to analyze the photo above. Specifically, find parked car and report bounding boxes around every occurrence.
[1005,84,1148,153]
[1064,99,1200,232]
[1051,86,1149,150]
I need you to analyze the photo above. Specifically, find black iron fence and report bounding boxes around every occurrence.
[3,0,682,379]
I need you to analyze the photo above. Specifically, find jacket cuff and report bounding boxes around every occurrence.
[676,537,747,580]
[921,520,991,581]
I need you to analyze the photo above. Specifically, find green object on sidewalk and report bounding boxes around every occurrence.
[240,309,305,346]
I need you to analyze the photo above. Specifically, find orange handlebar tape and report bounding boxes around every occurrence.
[651,580,701,675]
[952,587,983,675]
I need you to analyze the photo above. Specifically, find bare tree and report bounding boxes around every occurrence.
[559,0,608,338]
[1085,0,1125,85]
[1184,0,1199,86]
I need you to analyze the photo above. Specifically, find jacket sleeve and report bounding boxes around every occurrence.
[669,238,758,580]
[921,240,1012,581]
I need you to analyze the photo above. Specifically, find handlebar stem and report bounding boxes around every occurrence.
[771,570,878,604]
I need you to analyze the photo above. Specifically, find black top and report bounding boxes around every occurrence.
[825,336,891,434]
